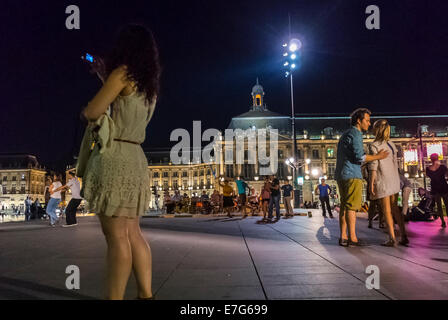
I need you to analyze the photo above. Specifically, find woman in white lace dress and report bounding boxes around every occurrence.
[368,120,408,247]
[81,24,161,300]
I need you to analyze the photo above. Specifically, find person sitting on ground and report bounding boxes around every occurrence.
[210,190,221,214]
[247,188,259,216]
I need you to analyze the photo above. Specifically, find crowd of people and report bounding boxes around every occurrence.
[55,24,446,300]
[161,176,296,223]
[335,108,447,248]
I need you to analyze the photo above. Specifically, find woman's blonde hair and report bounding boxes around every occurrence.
[373,119,390,142]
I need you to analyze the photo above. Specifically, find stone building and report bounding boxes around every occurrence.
[145,80,448,208]
[0,154,46,211]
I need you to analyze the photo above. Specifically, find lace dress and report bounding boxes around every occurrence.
[83,91,156,217]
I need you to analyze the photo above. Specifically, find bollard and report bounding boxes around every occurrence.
[308,211,312,218]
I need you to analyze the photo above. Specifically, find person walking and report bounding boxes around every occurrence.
[281,180,294,218]
[235,178,249,217]
[53,171,82,227]
[315,178,333,218]
[368,119,408,246]
[426,153,448,228]
[80,24,161,300]
[46,173,63,227]
[268,175,281,222]
[335,108,389,247]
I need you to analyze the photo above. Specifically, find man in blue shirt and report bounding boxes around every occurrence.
[335,108,389,247]
[315,178,333,218]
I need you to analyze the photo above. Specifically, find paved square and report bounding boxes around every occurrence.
[0,210,447,300]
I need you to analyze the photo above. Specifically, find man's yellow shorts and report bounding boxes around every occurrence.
[337,179,363,211]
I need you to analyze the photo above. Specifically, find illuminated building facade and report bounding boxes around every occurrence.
[0,154,46,211]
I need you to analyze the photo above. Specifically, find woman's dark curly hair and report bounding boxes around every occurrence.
[105,24,161,104]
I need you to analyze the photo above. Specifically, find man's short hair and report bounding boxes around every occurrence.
[350,108,371,126]
[68,171,75,177]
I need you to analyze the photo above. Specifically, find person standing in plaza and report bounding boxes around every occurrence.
[220,178,235,217]
[368,119,408,246]
[24,196,31,221]
[399,169,412,217]
[260,177,271,222]
[315,178,333,218]
[335,108,389,247]
[268,175,281,222]
[53,171,82,227]
[281,180,294,218]
[235,177,249,217]
[80,24,161,299]
[426,153,448,228]
[47,173,62,227]
[33,198,41,219]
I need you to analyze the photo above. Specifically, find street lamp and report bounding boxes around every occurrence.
[282,35,303,208]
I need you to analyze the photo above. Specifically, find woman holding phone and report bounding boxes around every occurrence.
[81,24,161,300]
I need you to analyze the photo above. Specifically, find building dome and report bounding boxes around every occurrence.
[252,78,264,95]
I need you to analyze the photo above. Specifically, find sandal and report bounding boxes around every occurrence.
[381,239,396,247]
[399,236,409,246]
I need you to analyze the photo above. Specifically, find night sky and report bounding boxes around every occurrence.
[0,0,447,171]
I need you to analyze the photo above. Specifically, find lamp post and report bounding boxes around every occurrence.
[285,158,310,207]
[282,36,302,207]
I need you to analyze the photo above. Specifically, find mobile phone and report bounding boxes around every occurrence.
[81,53,95,63]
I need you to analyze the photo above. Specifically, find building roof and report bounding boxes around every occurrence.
[0,154,44,170]
[293,113,448,138]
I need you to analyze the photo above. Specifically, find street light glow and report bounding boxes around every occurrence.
[311,168,319,176]
[284,61,289,66]
[285,159,290,165]
[291,63,296,69]
[289,38,302,52]
[289,157,295,163]
[305,159,311,164]
[291,53,297,59]
[283,52,288,56]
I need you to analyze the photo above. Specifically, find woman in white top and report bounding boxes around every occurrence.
[368,120,408,246]
[47,173,63,226]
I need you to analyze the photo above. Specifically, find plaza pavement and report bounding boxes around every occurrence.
[0,209,447,300]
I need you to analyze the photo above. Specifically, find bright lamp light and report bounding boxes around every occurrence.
[305,159,311,164]
[291,53,297,59]
[311,169,319,176]
[289,38,302,52]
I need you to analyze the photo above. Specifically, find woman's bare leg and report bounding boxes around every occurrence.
[391,193,407,239]
[402,187,411,216]
[99,215,133,300]
[380,196,396,242]
[126,217,153,299]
